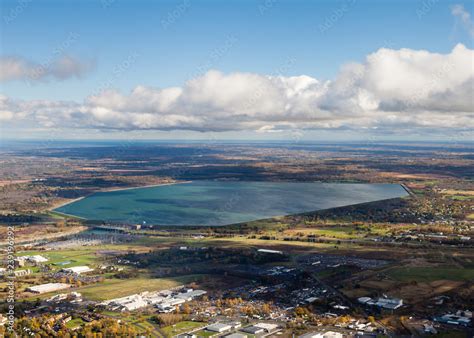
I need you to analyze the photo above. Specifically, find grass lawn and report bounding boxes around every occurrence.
[20,273,194,301]
[387,267,474,282]
[236,333,255,338]
[44,211,68,219]
[132,319,158,334]
[77,274,207,301]
[194,330,217,337]
[65,318,85,329]
[16,249,100,268]
[161,321,206,337]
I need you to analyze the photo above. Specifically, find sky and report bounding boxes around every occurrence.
[0,0,473,141]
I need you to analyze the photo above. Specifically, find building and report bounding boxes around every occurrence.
[434,314,471,327]
[61,266,94,275]
[101,288,206,313]
[105,294,148,311]
[47,292,82,303]
[23,255,48,264]
[357,297,372,304]
[227,321,242,330]
[14,269,32,277]
[358,296,403,310]
[156,298,186,313]
[206,322,233,333]
[27,283,71,294]
[146,295,165,305]
[457,310,472,318]
[257,249,283,255]
[119,298,148,311]
[254,322,279,333]
[176,289,207,301]
[242,323,279,335]
[14,257,26,267]
[241,326,265,335]
[375,297,403,310]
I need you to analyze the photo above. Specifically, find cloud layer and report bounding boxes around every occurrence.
[1,44,473,134]
[0,55,95,83]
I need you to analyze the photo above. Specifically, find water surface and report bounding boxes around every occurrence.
[55,181,408,226]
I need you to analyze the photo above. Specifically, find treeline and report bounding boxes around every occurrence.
[0,316,138,338]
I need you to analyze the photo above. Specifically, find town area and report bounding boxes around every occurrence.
[0,141,473,337]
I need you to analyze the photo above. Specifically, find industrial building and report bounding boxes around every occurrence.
[257,248,283,255]
[241,322,279,335]
[155,297,186,312]
[27,283,71,294]
[206,321,241,333]
[176,289,207,301]
[61,266,94,275]
[22,255,49,263]
[101,288,207,312]
[14,269,32,277]
[108,294,148,311]
[358,296,403,310]
[206,322,233,333]
[434,313,471,327]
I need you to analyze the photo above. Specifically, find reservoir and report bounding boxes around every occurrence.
[54,181,408,226]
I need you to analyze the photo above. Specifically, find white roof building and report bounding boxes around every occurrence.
[358,296,403,310]
[257,249,283,254]
[61,266,94,275]
[14,269,32,277]
[105,294,148,311]
[146,295,165,305]
[21,255,49,263]
[254,322,279,332]
[206,322,232,333]
[27,283,71,294]
[375,297,403,309]
[121,298,148,311]
[176,289,207,300]
[101,288,206,313]
[358,297,372,304]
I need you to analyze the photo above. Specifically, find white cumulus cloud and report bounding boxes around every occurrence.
[1,44,473,134]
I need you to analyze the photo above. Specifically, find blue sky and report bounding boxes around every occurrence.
[2,0,472,100]
[0,0,473,140]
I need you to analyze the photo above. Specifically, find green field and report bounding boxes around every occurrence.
[16,249,100,268]
[161,321,206,337]
[65,318,85,329]
[194,330,217,337]
[77,274,208,301]
[387,267,474,282]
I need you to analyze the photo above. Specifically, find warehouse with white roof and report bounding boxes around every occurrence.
[61,266,94,274]
[27,283,71,294]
